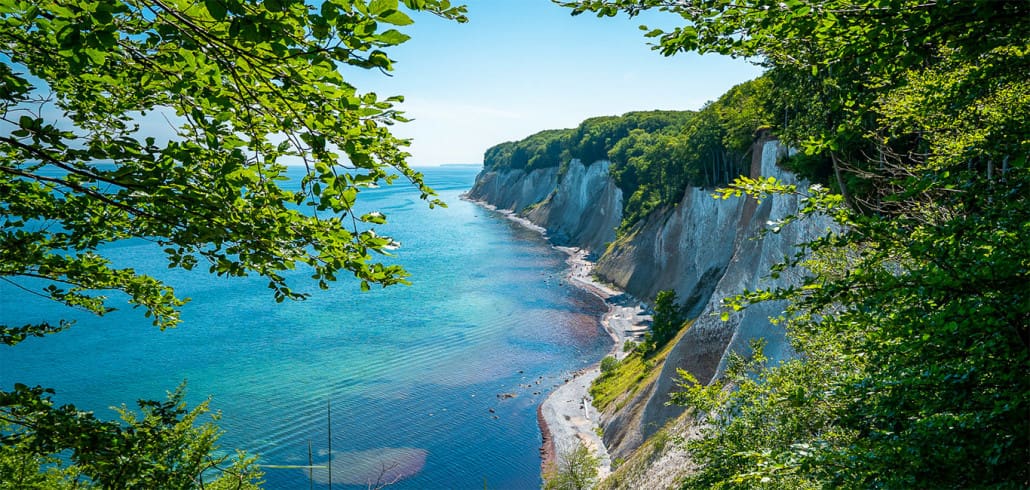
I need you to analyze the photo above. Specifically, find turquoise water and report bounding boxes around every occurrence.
[0,165,610,489]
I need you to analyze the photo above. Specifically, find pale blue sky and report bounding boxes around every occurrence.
[355,0,765,166]
[17,1,764,167]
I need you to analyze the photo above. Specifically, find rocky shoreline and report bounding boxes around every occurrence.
[538,247,649,480]
[462,196,651,480]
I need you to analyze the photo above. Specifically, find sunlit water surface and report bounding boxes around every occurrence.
[1,165,610,489]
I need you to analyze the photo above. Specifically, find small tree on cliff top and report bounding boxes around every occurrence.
[650,289,686,349]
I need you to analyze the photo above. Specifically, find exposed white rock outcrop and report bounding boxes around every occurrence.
[467,138,834,479]
[524,160,622,256]
[466,160,621,257]
[465,166,558,213]
[594,186,743,317]
[620,141,835,458]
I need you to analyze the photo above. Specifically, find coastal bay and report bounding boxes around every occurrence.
[1,165,612,489]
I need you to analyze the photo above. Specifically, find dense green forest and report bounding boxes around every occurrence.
[483,110,696,173]
[483,78,772,228]
[562,0,1029,488]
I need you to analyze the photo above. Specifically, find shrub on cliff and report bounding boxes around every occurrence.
[649,290,687,350]
[599,355,620,377]
[543,443,600,490]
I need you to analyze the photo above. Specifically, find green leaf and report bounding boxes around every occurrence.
[204,0,227,20]
[379,9,413,26]
[368,50,392,69]
[368,0,398,16]
[377,28,410,45]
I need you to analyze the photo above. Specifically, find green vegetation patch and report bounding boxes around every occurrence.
[591,321,692,413]
[481,110,695,175]
[482,78,778,233]
[592,351,649,413]
[483,128,573,172]
[609,77,772,231]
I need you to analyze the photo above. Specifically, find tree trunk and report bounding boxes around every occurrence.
[832,152,855,211]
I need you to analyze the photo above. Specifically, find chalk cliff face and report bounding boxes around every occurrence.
[467,139,832,464]
[593,186,743,318]
[523,160,623,256]
[467,160,622,257]
[603,141,834,461]
[465,166,559,213]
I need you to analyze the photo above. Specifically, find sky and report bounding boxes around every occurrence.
[351,0,765,166]
[14,1,764,167]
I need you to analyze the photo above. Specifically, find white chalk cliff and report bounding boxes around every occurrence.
[467,138,834,481]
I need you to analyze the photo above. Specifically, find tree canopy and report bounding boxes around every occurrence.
[482,110,696,173]
[2,0,467,337]
[562,0,1029,487]
[481,89,775,232]
[610,77,772,227]
[1,0,466,486]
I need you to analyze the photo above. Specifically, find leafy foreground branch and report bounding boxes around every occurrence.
[1,0,466,486]
[1,384,261,489]
[562,0,1029,487]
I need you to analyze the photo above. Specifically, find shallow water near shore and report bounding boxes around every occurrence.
[0,165,611,489]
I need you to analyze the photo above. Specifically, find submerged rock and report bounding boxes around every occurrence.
[308,447,428,486]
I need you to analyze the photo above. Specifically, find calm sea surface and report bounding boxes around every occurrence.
[0,165,610,489]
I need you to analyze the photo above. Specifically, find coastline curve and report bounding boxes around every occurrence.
[462,195,650,481]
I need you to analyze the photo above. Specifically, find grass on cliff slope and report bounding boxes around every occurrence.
[590,322,692,412]
[595,410,697,490]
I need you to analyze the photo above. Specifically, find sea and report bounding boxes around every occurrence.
[0,164,611,489]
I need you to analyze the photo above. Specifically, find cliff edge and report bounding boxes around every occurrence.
[466,137,832,483]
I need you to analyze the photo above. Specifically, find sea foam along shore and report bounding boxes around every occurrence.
[463,198,650,481]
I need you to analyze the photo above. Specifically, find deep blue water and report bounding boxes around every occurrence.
[0,165,610,489]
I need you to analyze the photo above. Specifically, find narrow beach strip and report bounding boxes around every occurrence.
[463,197,650,479]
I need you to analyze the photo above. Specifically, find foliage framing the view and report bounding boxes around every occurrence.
[562,0,1029,487]
[1,384,262,489]
[1,0,466,486]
